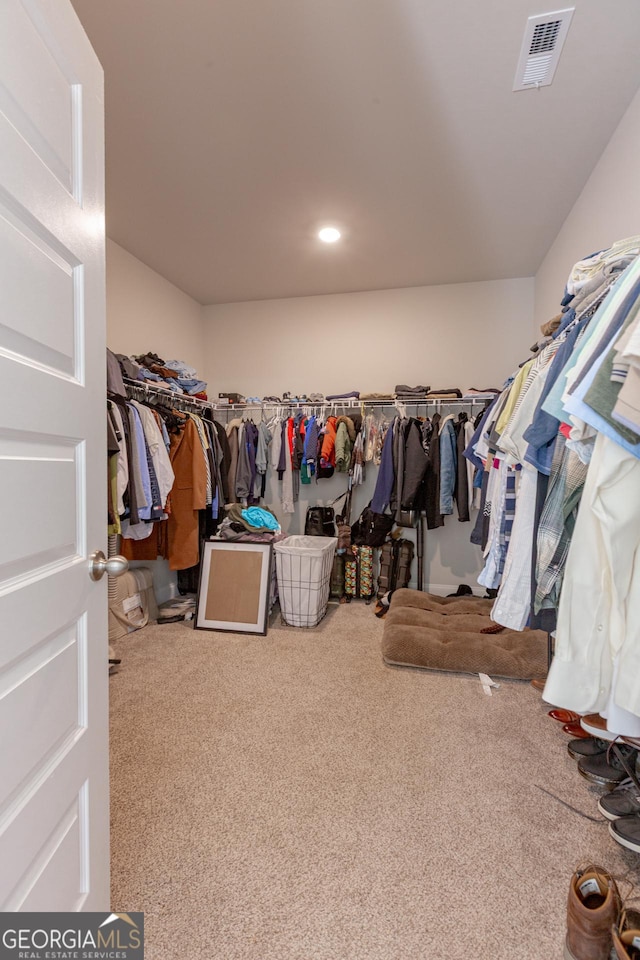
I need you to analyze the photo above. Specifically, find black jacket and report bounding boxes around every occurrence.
[425,414,444,530]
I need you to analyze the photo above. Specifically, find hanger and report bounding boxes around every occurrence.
[394,399,407,420]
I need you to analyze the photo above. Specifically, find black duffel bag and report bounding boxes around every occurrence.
[351,503,394,547]
[305,506,336,537]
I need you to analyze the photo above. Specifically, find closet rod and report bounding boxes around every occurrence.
[213,397,495,412]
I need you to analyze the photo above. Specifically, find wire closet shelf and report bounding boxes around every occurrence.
[119,379,494,417]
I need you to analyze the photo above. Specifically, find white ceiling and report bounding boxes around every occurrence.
[71,0,640,305]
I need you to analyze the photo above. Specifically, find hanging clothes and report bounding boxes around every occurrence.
[335,416,356,471]
[370,421,395,514]
[226,418,242,500]
[255,420,273,498]
[425,413,443,530]
[281,417,295,514]
[544,432,640,715]
[438,415,457,516]
[454,413,470,522]
[458,238,640,728]
[398,418,428,512]
[113,383,231,569]
[351,430,365,486]
[166,417,208,570]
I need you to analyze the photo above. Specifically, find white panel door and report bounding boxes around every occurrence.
[0,0,109,910]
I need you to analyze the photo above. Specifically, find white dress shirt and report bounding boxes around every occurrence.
[544,432,640,716]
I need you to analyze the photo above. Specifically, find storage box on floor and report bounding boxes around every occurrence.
[274,535,336,627]
[108,567,158,641]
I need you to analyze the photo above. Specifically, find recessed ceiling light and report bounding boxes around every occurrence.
[318,226,341,243]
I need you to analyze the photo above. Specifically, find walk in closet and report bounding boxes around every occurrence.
[4,0,640,958]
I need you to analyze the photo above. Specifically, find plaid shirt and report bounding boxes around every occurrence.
[534,434,588,612]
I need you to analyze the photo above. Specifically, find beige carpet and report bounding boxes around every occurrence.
[109,602,640,960]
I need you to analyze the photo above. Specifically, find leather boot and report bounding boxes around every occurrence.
[565,864,620,960]
[612,910,640,959]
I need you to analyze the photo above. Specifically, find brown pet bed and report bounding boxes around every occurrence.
[382,589,548,680]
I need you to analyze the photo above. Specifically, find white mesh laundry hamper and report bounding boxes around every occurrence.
[274,535,337,627]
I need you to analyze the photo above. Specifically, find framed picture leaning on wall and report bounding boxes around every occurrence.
[195,540,273,635]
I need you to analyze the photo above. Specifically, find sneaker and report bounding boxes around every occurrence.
[567,737,608,761]
[599,778,640,821]
[609,814,640,854]
[578,744,639,790]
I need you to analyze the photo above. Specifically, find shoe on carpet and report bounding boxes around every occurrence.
[375,592,392,619]
[567,737,608,761]
[530,678,547,692]
[581,713,620,740]
[578,744,639,790]
[613,910,640,959]
[564,864,620,960]
[599,777,640,821]
[446,584,473,597]
[609,815,640,855]
[549,708,581,724]
[563,721,593,739]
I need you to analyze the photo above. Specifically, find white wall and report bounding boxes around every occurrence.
[205,277,535,592]
[106,239,205,378]
[203,277,533,398]
[107,239,207,603]
[535,87,640,330]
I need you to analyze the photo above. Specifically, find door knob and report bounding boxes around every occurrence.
[89,550,129,581]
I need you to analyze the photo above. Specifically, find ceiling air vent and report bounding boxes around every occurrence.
[513,8,575,92]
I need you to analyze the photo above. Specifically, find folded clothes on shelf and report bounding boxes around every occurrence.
[149,364,179,378]
[177,378,208,395]
[463,387,500,397]
[325,390,360,401]
[139,369,164,382]
[165,360,198,378]
[394,384,430,397]
[121,353,208,395]
[427,388,463,399]
[135,352,165,368]
[116,354,142,379]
